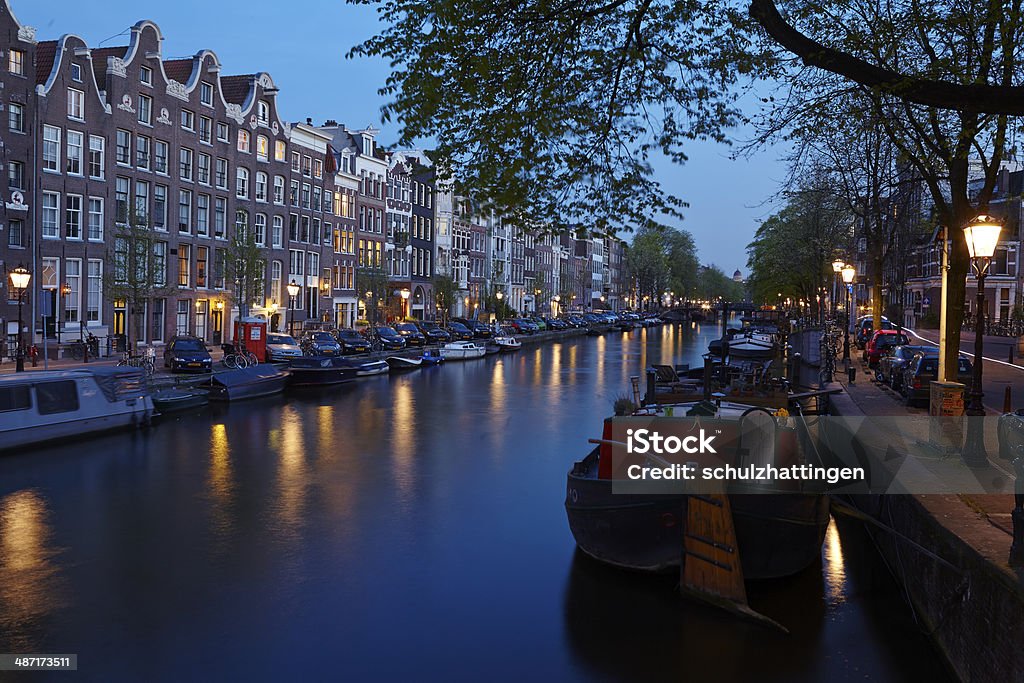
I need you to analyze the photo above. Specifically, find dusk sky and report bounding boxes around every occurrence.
[18,0,787,276]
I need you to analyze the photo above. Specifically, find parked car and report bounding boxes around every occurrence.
[876,344,934,391]
[265,333,303,363]
[865,330,911,367]
[506,319,536,335]
[163,336,213,373]
[563,315,586,328]
[417,321,452,344]
[454,318,492,339]
[395,322,426,346]
[855,316,894,348]
[375,326,407,350]
[901,354,973,407]
[446,321,475,341]
[335,328,371,354]
[301,330,342,356]
[530,317,548,331]
[545,317,567,330]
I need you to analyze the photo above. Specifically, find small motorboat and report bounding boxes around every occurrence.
[420,351,444,366]
[386,355,423,371]
[352,359,390,376]
[439,341,486,360]
[726,333,777,360]
[201,364,290,401]
[152,387,209,414]
[287,356,357,386]
[493,335,522,351]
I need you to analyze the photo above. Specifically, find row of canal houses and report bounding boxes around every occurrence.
[0,1,626,355]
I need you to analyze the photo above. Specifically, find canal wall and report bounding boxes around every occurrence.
[828,389,1024,683]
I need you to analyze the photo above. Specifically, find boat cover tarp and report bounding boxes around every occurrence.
[85,366,148,402]
[210,364,287,387]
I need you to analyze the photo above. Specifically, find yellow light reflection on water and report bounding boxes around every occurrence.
[595,334,605,387]
[391,381,416,501]
[490,360,506,412]
[0,490,61,651]
[822,519,846,605]
[277,404,309,537]
[209,423,233,498]
[318,405,335,457]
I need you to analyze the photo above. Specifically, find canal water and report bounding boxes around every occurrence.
[0,323,951,682]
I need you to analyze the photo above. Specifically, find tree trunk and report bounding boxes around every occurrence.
[872,249,884,335]
[942,199,973,382]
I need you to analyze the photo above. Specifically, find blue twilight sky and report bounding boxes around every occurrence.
[17,0,787,275]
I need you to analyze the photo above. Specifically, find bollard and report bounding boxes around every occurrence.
[1006,386,1013,415]
[848,367,856,383]
[788,352,802,388]
[1010,455,1024,567]
[1010,343,1015,365]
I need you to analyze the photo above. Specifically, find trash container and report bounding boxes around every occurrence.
[929,381,965,453]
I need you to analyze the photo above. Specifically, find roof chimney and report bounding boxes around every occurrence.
[324,119,337,127]
[306,117,313,125]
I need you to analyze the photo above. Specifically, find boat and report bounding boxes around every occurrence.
[152,387,209,413]
[200,364,290,401]
[386,355,423,371]
[493,335,522,351]
[439,341,487,360]
[0,367,154,450]
[287,356,357,386]
[352,359,390,376]
[724,332,777,359]
[565,400,830,580]
[420,351,444,366]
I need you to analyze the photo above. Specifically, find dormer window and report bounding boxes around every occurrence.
[362,135,372,156]
[140,66,153,86]
[257,100,270,125]
[71,63,82,83]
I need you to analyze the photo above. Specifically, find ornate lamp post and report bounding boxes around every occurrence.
[962,215,1002,468]
[841,264,856,362]
[400,287,410,320]
[10,266,31,372]
[286,280,300,337]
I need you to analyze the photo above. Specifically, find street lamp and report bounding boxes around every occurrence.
[962,214,1002,468]
[286,280,300,336]
[9,266,31,372]
[831,259,845,319]
[841,264,856,362]
[400,287,410,320]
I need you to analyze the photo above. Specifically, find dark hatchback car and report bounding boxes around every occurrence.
[375,326,407,350]
[901,354,973,407]
[461,319,493,339]
[301,331,342,356]
[876,344,934,391]
[163,336,213,373]
[446,321,475,341]
[417,321,451,343]
[335,328,371,354]
[395,322,426,346]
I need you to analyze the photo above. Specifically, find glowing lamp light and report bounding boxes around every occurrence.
[963,215,1002,260]
[832,259,845,273]
[287,280,300,298]
[9,266,30,291]
[841,265,856,284]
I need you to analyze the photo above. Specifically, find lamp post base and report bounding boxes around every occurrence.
[15,355,24,372]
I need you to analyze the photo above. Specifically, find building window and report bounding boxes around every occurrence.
[301,183,311,209]
[312,186,322,212]
[181,109,195,131]
[43,125,61,172]
[314,159,323,179]
[8,49,24,75]
[140,66,153,86]
[88,197,104,241]
[254,213,267,246]
[291,151,300,173]
[199,116,212,144]
[176,299,190,334]
[115,129,131,166]
[138,94,152,125]
[200,82,214,106]
[66,131,83,175]
[272,215,283,248]
[289,214,298,241]
[8,102,24,132]
[154,139,169,174]
[302,156,312,177]
[215,158,229,189]
[237,130,250,153]
[179,189,192,233]
[290,180,299,206]
[235,209,249,242]
[178,246,191,288]
[197,246,208,288]
[236,167,249,199]
[153,185,167,231]
[275,140,286,162]
[216,122,229,142]
[255,171,268,202]
[136,135,150,170]
[67,88,85,120]
[134,181,149,222]
[197,194,210,236]
[198,153,211,185]
[271,260,282,303]
[273,175,285,204]
[87,260,102,323]
[180,147,194,181]
[42,191,60,238]
[8,160,24,190]
[9,218,23,247]
[256,135,269,162]
[64,260,81,323]
[115,178,129,223]
[214,198,227,239]
[65,194,83,239]
[258,100,270,124]
[153,242,168,287]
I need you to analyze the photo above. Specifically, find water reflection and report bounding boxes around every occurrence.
[0,490,62,653]
[391,380,416,503]
[823,520,847,606]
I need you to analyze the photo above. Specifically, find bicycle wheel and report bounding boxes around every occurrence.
[224,355,240,370]
[245,351,258,366]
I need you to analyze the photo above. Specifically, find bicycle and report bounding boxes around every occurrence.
[221,342,256,369]
[116,351,155,377]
